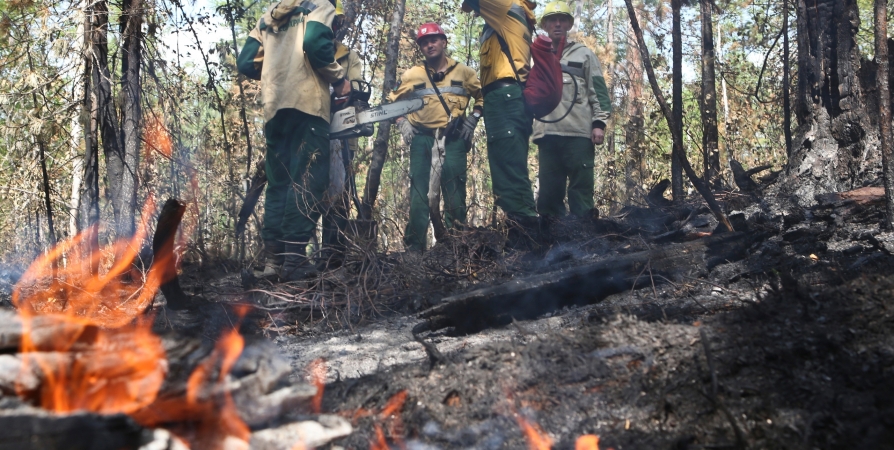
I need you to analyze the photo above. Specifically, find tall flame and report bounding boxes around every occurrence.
[13,199,167,414]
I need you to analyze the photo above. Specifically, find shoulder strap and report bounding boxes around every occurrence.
[423,63,454,120]
[493,32,522,84]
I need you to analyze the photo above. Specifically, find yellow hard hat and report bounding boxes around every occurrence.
[335,0,345,16]
[540,1,574,26]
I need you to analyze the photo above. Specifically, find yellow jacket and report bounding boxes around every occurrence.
[465,0,536,87]
[238,0,346,122]
[335,42,362,82]
[388,58,483,129]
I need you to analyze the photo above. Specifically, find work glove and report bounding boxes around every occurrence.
[457,113,480,144]
[398,118,417,146]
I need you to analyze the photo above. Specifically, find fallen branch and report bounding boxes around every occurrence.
[417,232,753,334]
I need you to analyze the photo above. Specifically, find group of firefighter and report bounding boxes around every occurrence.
[237,0,611,282]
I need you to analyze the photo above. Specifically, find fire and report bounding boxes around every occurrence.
[575,434,600,450]
[517,415,553,450]
[308,358,327,413]
[13,199,167,414]
[145,116,174,158]
[12,197,251,449]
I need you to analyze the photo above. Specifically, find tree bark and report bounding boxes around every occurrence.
[624,3,646,202]
[700,0,720,188]
[360,0,405,221]
[117,0,143,239]
[623,0,733,231]
[786,0,876,206]
[876,0,894,228]
[671,0,684,202]
[782,0,793,157]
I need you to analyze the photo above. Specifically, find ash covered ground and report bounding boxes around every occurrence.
[163,189,894,449]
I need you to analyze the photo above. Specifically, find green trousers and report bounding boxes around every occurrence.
[483,83,536,218]
[404,132,468,251]
[536,135,595,217]
[262,108,330,243]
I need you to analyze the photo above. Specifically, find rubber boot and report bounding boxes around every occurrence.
[281,242,319,282]
[256,240,284,279]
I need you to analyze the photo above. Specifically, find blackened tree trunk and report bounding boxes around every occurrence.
[671,0,684,202]
[360,0,405,221]
[700,0,720,188]
[117,0,143,238]
[876,0,894,228]
[80,2,100,236]
[782,0,793,157]
[785,0,877,206]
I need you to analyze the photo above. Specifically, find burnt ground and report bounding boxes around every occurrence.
[286,194,894,450]
[6,188,893,449]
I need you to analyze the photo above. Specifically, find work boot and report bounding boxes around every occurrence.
[539,215,557,244]
[255,240,284,279]
[505,214,541,252]
[281,243,319,282]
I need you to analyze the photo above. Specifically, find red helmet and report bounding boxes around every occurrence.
[416,22,447,43]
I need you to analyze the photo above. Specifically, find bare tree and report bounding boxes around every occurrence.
[700,0,720,188]
[623,0,733,231]
[876,0,894,228]
[115,0,143,239]
[671,0,684,202]
[361,0,406,221]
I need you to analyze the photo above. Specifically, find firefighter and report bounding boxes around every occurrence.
[532,1,611,230]
[460,0,540,248]
[321,0,364,267]
[237,0,350,281]
[389,22,483,252]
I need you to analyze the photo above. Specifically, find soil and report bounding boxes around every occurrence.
[236,190,893,449]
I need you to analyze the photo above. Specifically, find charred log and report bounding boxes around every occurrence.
[152,199,189,310]
[416,232,754,334]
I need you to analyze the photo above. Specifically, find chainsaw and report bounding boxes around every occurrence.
[330,80,424,139]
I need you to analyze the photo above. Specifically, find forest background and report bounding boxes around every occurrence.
[0,0,883,264]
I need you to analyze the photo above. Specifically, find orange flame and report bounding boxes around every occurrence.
[369,424,388,450]
[13,199,167,414]
[134,305,251,448]
[145,116,173,159]
[575,434,600,450]
[517,415,553,450]
[13,197,251,449]
[308,358,326,413]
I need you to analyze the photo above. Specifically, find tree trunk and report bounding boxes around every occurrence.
[623,0,733,231]
[88,0,121,235]
[624,3,646,202]
[782,0,793,157]
[360,0,405,221]
[118,0,143,239]
[786,0,877,206]
[700,0,720,189]
[876,0,894,228]
[671,0,684,202]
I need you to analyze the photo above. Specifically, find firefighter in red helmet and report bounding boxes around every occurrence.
[389,22,483,252]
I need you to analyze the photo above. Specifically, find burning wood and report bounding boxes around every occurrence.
[0,198,351,449]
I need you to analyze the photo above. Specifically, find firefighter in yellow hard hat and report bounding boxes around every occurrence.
[532,1,611,235]
[389,22,483,251]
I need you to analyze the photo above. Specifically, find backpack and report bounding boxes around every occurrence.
[495,33,565,119]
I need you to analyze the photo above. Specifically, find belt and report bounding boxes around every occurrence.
[482,78,521,96]
[416,126,447,136]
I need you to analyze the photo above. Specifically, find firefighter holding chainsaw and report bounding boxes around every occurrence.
[390,23,483,252]
[532,2,611,228]
[460,0,540,248]
[237,0,350,281]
